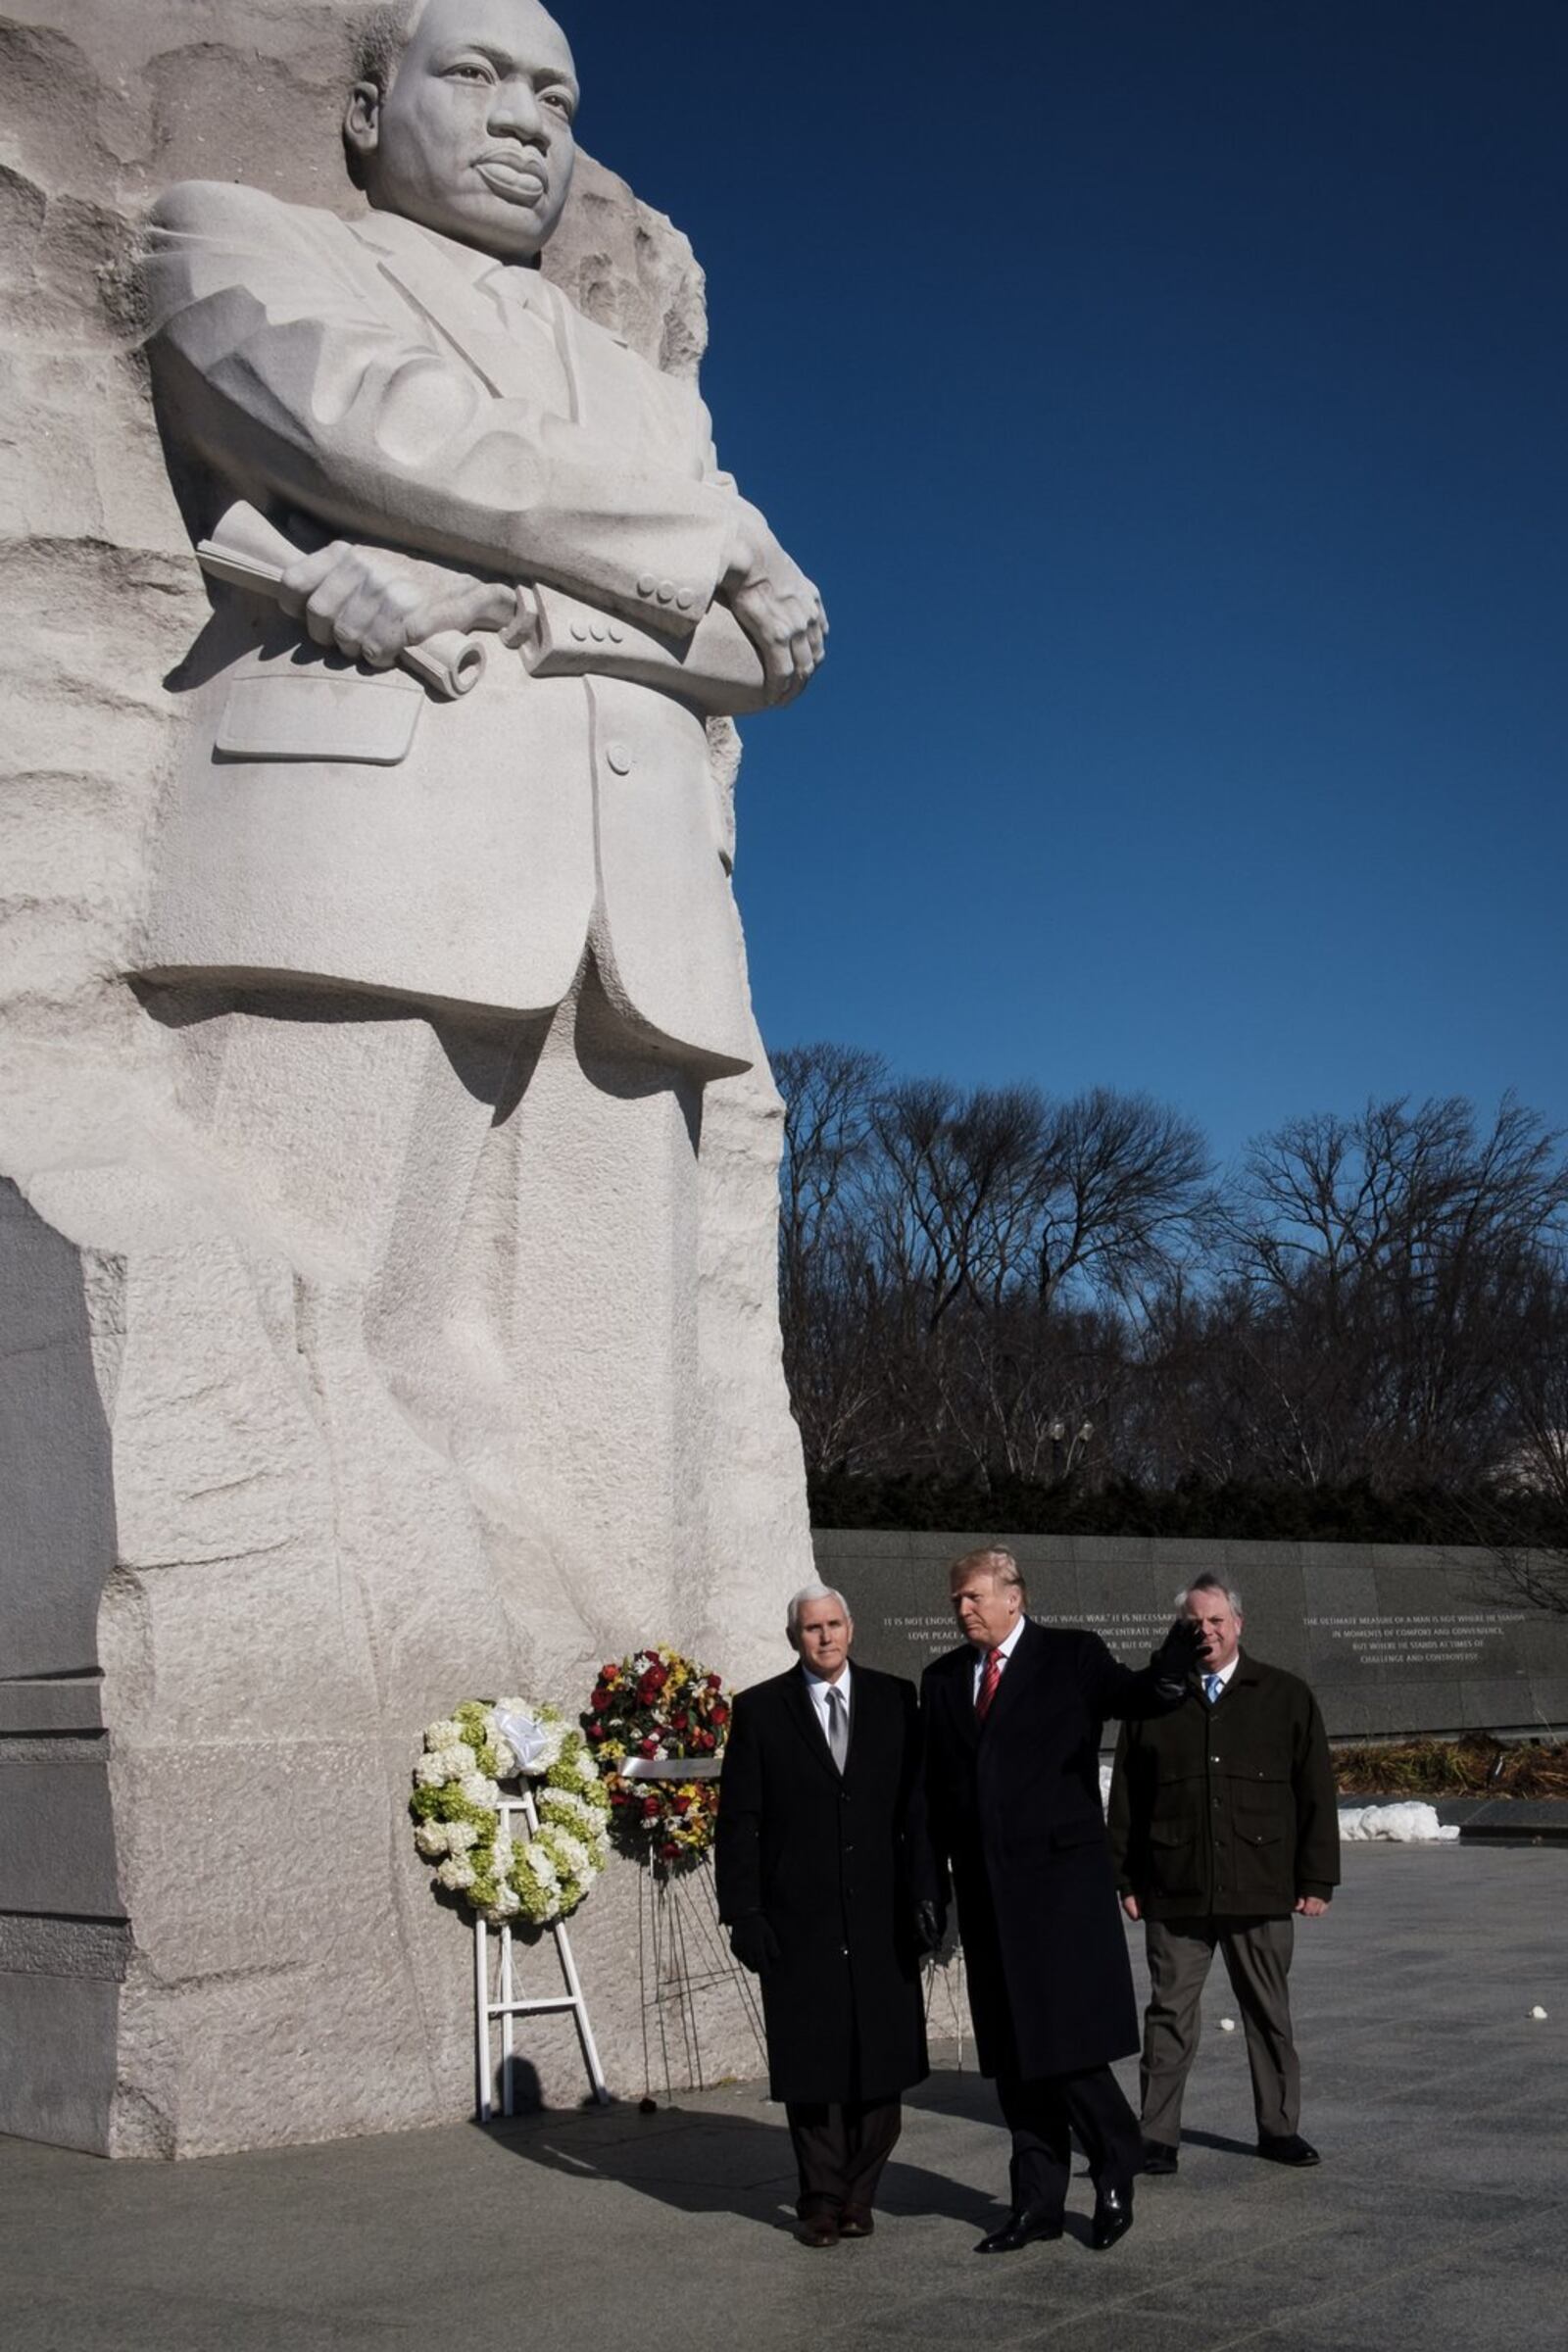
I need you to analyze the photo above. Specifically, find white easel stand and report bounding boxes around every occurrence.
[474,1788,611,2120]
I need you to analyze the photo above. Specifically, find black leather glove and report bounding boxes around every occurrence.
[728,1913,781,1975]
[1152,1614,1207,1692]
[912,1898,947,1956]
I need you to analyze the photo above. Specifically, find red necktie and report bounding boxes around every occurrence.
[976,1646,1004,1720]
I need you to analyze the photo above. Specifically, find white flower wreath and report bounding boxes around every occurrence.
[410,1697,611,1927]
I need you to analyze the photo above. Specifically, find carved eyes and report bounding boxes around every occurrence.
[441,62,576,122]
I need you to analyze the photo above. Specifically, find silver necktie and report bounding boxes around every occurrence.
[824,1684,848,1772]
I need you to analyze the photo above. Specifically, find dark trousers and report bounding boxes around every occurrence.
[785,2097,903,2219]
[996,2063,1142,2216]
[1141,1914,1298,2143]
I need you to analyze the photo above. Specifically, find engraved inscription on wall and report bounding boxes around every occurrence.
[1036,1610,1172,1657]
[858,1601,1531,1678]
[1303,1611,1527,1671]
[870,1606,1179,1667]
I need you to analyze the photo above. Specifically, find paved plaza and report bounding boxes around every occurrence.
[3,1843,1562,2352]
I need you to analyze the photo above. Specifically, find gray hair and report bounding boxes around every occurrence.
[785,1582,853,1647]
[1177,1573,1244,1617]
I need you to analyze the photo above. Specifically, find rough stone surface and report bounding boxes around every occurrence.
[0,2,813,2155]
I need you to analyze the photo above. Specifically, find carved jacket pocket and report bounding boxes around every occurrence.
[216,658,424,766]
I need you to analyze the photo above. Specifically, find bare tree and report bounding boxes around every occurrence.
[772,1054,1568,1516]
[774,1054,1210,1486]
[774,1042,886,1312]
[1220,1095,1568,1487]
[772,1043,899,1475]
[1484,1254,1568,1614]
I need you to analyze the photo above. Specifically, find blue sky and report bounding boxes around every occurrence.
[566,1,1566,1173]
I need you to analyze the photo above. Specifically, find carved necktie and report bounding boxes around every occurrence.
[976,1646,1004,1721]
[824,1683,849,1772]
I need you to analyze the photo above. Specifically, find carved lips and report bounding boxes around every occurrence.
[475,152,549,205]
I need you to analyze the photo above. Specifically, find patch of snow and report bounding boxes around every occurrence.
[1338,1802,1460,1842]
[1099,1773,1463,1845]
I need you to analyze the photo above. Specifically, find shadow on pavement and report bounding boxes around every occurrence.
[480,2076,1004,2236]
[1176,2127,1262,2158]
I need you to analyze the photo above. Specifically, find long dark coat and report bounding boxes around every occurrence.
[921,1621,1179,2082]
[1107,1650,1341,1920]
[714,1663,929,2105]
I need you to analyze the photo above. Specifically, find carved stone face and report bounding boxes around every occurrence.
[346,0,579,262]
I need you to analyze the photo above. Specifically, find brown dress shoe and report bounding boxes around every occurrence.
[837,2207,874,2238]
[796,2213,840,2248]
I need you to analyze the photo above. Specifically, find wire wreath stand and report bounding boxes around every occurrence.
[621,1756,766,2107]
[922,1934,970,2070]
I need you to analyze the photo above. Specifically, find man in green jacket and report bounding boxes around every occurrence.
[1108,1575,1339,2175]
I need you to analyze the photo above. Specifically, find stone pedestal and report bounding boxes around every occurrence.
[0,3,810,2154]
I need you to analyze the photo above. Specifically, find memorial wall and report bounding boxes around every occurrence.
[812,1531,1568,1741]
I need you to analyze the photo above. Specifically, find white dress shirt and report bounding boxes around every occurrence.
[1203,1651,1240,1697]
[803,1659,853,1747]
[971,1614,1027,1702]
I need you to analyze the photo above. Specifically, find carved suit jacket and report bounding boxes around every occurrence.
[136,180,765,1066]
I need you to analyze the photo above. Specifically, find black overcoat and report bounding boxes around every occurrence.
[921,1621,1179,2082]
[1107,1650,1341,1920]
[714,1663,929,2105]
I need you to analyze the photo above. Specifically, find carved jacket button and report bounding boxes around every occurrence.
[605,740,633,775]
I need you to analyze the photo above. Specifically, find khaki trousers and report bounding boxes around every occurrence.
[1140,1915,1299,2144]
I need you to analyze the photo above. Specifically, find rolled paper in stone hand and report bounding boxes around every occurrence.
[196,501,487,699]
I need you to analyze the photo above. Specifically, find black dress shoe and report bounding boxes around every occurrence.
[1257,2132,1320,2167]
[1141,2138,1179,2176]
[975,2208,1064,2253]
[1090,2182,1135,2250]
[837,2207,874,2238]
[796,2213,840,2247]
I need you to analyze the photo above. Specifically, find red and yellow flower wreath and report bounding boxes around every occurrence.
[583,1646,730,1872]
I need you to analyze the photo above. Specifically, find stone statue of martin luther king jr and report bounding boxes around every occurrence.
[133,0,826,1624]
[141,0,824,1051]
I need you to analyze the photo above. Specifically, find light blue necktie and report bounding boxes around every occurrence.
[1204,1673,1223,1705]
